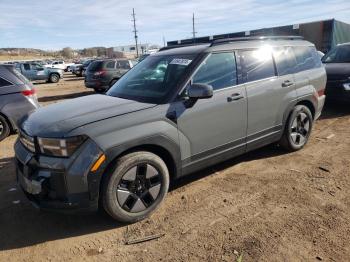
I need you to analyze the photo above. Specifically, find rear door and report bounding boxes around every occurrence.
[238,46,297,150]
[176,52,247,172]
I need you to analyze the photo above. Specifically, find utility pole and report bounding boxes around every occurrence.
[192,13,197,42]
[132,8,139,58]
[163,36,166,47]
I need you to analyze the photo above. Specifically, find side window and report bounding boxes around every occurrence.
[309,47,322,68]
[239,48,275,83]
[23,64,31,71]
[273,47,298,75]
[321,46,350,63]
[192,52,237,91]
[292,46,317,72]
[0,77,13,87]
[117,60,131,69]
[106,61,115,69]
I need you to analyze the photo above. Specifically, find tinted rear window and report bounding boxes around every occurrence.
[88,61,103,71]
[0,77,13,87]
[239,48,275,83]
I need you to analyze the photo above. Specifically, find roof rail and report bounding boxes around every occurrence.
[159,43,209,51]
[210,36,303,46]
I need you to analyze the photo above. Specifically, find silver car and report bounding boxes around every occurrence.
[0,65,39,141]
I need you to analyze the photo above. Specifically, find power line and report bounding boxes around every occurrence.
[131,8,139,58]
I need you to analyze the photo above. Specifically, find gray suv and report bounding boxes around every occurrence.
[15,37,326,223]
[85,59,134,93]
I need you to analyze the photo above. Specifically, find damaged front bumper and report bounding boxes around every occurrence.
[14,138,107,213]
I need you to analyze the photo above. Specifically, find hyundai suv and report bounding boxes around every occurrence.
[15,36,326,223]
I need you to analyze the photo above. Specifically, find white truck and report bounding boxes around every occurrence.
[45,61,75,72]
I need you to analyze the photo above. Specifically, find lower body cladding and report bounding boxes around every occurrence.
[15,138,106,212]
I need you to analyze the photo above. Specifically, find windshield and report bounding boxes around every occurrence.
[322,45,350,63]
[107,54,196,103]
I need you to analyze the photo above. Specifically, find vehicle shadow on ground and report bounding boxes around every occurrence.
[0,144,286,252]
[38,91,94,103]
[0,156,123,251]
[64,77,84,81]
[170,143,287,191]
[319,100,350,120]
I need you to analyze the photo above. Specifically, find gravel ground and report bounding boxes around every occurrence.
[0,73,350,261]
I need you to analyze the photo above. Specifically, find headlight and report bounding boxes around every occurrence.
[37,135,87,157]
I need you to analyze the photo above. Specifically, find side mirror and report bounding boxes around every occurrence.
[187,83,213,99]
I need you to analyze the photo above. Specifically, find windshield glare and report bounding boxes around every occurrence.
[322,45,350,63]
[107,54,195,103]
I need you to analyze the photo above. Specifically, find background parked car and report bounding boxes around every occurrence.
[15,62,63,83]
[0,64,39,141]
[322,43,350,101]
[85,59,134,92]
[73,59,95,77]
[45,61,74,72]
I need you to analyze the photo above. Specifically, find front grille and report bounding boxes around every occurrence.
[19,131,36,153]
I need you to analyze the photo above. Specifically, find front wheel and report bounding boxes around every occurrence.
[49,73,60,83]
[279,105,313,151]
[101,151,169,223]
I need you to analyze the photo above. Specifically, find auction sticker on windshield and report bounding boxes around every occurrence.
[170,58,192,66]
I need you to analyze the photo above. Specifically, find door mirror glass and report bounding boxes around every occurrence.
[187,83,213,99]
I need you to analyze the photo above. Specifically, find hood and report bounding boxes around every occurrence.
[324,63,350,81]
[22,94,156,137]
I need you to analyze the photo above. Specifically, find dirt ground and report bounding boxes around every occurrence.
[0,73,350,262]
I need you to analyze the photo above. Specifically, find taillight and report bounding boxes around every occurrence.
[93,70,106,76]
[21,88,36,97]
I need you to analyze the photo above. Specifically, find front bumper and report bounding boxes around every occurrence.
[14,138,106,213]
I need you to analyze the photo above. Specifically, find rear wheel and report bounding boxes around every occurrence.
[0,115,10,141]
[102,151,169,223]
[280,105,313,151]
[49,73,60,83]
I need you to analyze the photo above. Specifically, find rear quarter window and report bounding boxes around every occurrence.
[292,46,321,72]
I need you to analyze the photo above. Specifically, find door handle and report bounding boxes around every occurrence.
[282,80,294,87]
[227,93,244,102]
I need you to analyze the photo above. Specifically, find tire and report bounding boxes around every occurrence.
[109,79,118,88]
[101,151,170,223]
[0,115,10,142]
[279,105,313,151]
[49,73,60,83]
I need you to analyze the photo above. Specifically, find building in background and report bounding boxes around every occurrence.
[167,19,350,53]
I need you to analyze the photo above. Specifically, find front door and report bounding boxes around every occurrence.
[176,52,247,173]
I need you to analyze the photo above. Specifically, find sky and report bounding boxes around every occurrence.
[0,0,350,50]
